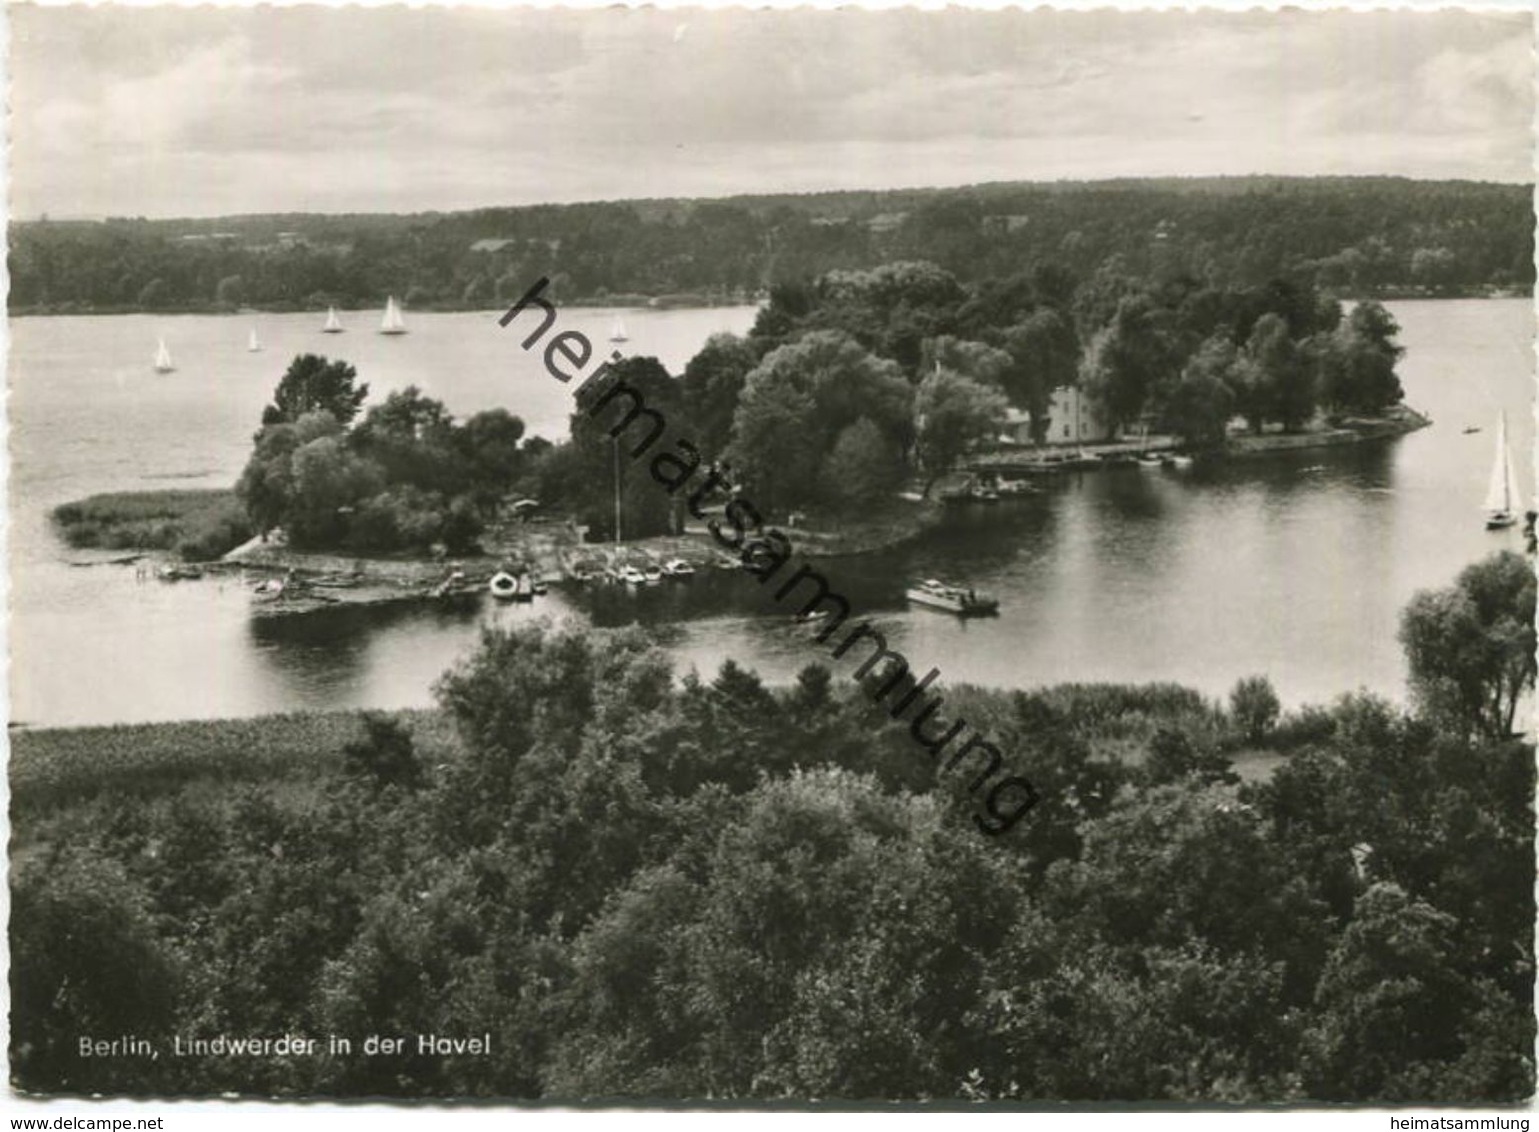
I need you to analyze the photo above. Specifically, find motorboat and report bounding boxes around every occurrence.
[904,578,999,617]
[619,565,648,586]
[663,558,696,578]
[489,571,519,600]
[642,564,664,584]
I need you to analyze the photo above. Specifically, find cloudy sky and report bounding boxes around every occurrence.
[9,4,1533,219]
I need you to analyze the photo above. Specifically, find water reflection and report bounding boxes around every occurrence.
[10,299,1533,726]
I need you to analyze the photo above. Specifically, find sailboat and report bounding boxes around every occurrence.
[322,307,344,334]
[1484,412,1521,530]
[609,316,628,343]
[380,296,407,335]
[247,329,262,353]
[153,338,175,374]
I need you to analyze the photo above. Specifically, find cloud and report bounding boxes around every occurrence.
[8,6,1532,219]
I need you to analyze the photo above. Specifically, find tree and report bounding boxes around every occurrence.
[351,386,465,496]
[1245,313,1315,432]
[1301,883,1516,1101]
[262,354,369,428]
[460,408,527,489]
[1230,676,1281,745]
[1319,302,1404,415]
[729,331,912,514]
[822,418,907,510]
[285,435,385,547]
[1164,335,1238,447]
[343,714,423,791]
[11,853,180,1092]
[550,769,1024,1099]
[679,333,760,458]
[235,411,345,536]
[913,368,1009,481]
[918,335,1013,388]
[567,356,682,539]
[1079,295,1184,434]
[1001,308,1078,437]
[1399,551,1537,741]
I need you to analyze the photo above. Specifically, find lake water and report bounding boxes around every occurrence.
[8,299,1534,728]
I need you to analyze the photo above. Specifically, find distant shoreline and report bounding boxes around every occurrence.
[7,290,1525,319]
[7,296,763,318]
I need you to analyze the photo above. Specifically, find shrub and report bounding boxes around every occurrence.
[174,497,254,561]
[52,490,248,556]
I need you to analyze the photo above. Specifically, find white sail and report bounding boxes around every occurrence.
[323,307,343,333]
[154,338,174,373]
[609,316,628,343]
[380,296,407,334]
[247,329,261,352]
[1484,412,1520,516]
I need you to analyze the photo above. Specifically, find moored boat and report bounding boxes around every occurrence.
[489,571,518,600]
[252,578,285,601]
[642,564,664,585]
[662,558,696,578]
[995,479,1032,496]
[904,578,999,617]
[514,572,535,601]
[619,565,647,586]
[432,570,467,598]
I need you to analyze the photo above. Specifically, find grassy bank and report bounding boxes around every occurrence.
[9,708,454,816]
[10,679,1291,825]
[52,488,253,562]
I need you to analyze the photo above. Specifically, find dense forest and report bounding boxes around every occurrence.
[10,552,1535,1101]
[10,176,1531,314]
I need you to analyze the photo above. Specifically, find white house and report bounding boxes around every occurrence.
[1046,385,1115,444]
[997,387,1116,447]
